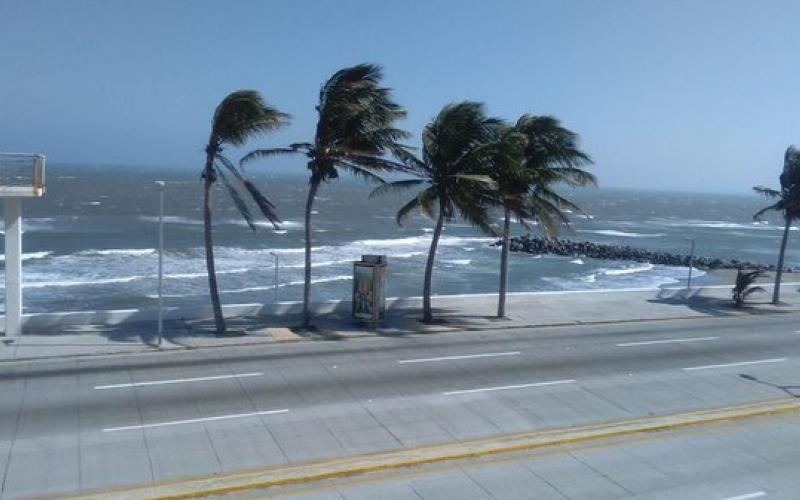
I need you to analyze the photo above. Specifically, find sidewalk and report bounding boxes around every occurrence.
[2,282,799,362]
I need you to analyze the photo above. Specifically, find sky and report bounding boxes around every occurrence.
[0,0,798,193]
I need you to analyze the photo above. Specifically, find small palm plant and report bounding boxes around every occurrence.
[486,116,595,318]
[371,102,499,323]
[732,268,766,307]
[202,90,288,335]
[241,64,408,329]
[753,145,800,304]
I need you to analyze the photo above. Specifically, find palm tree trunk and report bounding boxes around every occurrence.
[302,176,321,329]
[423,201,446,323]
[202,155,226,335]
[497,206,511,318]
[773,216,792,304]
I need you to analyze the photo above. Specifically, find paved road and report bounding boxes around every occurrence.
[227,411,800,500]
[1,313,800,498]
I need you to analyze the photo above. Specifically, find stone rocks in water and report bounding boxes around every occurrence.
[501,235,774,272]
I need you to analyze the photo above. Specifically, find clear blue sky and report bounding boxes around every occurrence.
[1,0,798,193]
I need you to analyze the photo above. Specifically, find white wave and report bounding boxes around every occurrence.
[272,229,288,234]
[653,219,798,232]
[83,201,101,206]
[577,230,665,238]
[0,251,52,262]
[280,220,304,229]
[24,276,144,288]
[284,259,350,269]
[575,214,594,220]
[601,263,655,276]
[442,259,471,265]
[356,235,493,248]
[139,216,203,226]
[77,248,156,257]
[570,258,584,265]
[164,268,250,279]
[393,251,426,258]
[221,274,352,294]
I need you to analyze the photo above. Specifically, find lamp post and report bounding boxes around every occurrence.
[269,251,279,302]
[155,181,165,345]
[684,237,695,290]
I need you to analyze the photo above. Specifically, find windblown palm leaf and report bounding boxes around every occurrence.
[241,64,409,328]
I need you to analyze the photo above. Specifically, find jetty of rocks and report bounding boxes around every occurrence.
[499,235,788,272]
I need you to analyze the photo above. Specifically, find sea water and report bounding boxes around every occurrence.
[0,163,795,313]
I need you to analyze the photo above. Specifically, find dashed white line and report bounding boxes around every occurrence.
[617,336,718,347]
[94,372,263,390]
[102,409,289,432]
[719,491,766,500]
[443,379,576,396]
[398,351,521,364]
[683,358,786,371]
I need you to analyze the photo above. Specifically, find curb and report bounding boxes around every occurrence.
[65,397,800,500]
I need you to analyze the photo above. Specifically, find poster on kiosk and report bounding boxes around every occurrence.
[353,255,386,323]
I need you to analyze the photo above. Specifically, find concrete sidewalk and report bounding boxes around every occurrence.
[2,281,799,362]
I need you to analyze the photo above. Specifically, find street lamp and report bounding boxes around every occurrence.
[155,181,165,345]
[269,251,279,302]
[683,237,695,290]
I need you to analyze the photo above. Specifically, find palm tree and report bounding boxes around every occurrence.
[371,102,499,323]
[732,268,766,307]
[241,64,408,329]
[202,90,288,334]
[753,145,800,304]
[487,116,595,318]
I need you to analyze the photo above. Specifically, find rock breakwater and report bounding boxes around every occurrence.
[501,235,788,272]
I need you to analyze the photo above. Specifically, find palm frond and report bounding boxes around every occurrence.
[216,154,244,181]
[215,164,255,232]
[315,63,409,160]
[242,180,281,229]
[211,90,289,147]
[753,185,781,199]
[741,286,766,299]
[369,178,428,199]
[335,161,388,185]
[418,189,438,220]
[753,202,780,221]
[240,147,302,166]
[396,196,422,226]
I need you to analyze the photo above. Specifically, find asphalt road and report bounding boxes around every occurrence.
[2,313,800,498]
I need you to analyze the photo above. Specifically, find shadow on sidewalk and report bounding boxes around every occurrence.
[647,286,780,317]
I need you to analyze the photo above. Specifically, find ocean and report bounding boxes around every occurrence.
[0,163,795,314]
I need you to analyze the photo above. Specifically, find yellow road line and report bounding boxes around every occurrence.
[66,397,800,500]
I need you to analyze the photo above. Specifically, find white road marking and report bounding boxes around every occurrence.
[443,379,576,396]
[719,491,766,500]
[94,372,263,390]
[399,351,521,364]
[102,409,288,432]
[684,358,786,371]
[617,336,718,347]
